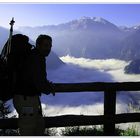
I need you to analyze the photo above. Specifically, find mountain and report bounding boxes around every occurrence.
[124,59,140,74]
[119,29,140,60]
[16,17,140,60]
[0,27,9,49]
[19,17,120,33]
[118,25,140,72]
[18,17,129,59]
[46,51,65,70]
[0,26,64,70]
[119,26,136,33]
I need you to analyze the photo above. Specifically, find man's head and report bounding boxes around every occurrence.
[36,35,52,57]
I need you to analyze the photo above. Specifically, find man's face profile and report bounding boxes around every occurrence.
[39,39,52,56]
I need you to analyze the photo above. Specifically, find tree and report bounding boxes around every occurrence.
[0,100,19,136]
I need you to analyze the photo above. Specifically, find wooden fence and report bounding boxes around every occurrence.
[1,82,140,135]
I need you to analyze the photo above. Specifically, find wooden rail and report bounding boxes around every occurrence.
[1,82,140,136]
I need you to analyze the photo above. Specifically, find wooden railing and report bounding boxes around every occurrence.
[1,82,140,136]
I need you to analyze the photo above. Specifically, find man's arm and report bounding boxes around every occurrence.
[31,56,55,95]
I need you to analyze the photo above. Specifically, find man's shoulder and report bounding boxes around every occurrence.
[28,48,45,64]
[31,48,43,58]
[27,48,39,60]
[31,48,39,55]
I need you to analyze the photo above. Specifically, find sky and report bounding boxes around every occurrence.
[1,4,140,28]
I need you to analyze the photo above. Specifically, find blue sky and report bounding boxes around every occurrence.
[1,4,140,28]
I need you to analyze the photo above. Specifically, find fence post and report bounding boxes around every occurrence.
[104,90,116,136]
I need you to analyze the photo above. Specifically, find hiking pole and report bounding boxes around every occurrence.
[7,17,15,56]
[1,18,15,61]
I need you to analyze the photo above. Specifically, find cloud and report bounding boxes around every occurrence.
[8,55,140,133]
[60,55,129,71]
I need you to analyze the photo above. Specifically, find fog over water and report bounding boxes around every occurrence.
[7,55,140,133]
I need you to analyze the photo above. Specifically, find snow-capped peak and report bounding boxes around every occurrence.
[80,16,91,20]
[79,16,107,24]
[92,17,107,24]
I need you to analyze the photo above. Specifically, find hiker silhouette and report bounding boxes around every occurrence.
[0,19,55,135]
[9,34,55,135]
[8,34,55,97]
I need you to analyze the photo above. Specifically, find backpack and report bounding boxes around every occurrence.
[0,34,33,102]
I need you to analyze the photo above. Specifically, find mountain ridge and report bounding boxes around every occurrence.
[2,16,140,60]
